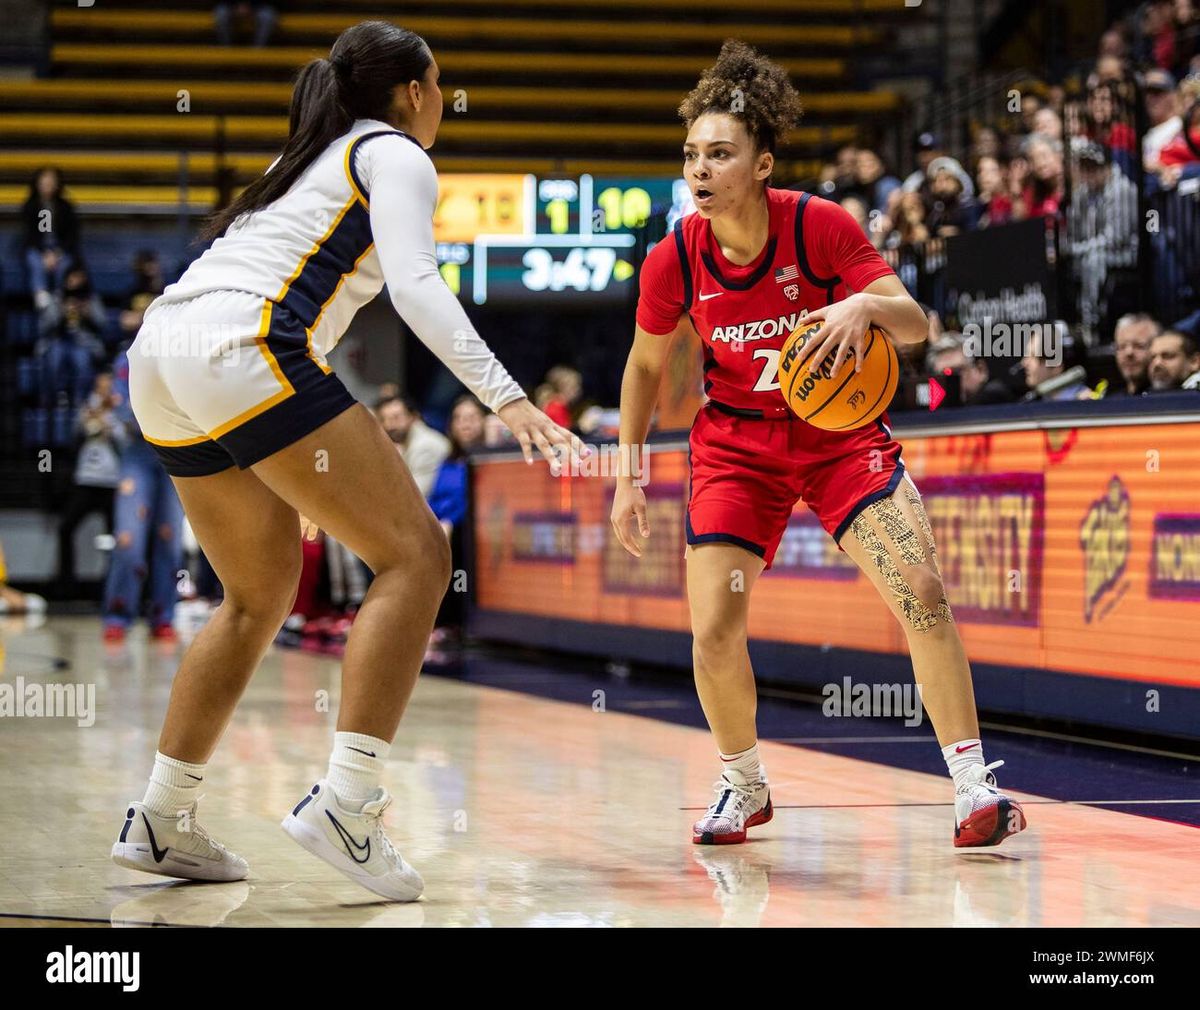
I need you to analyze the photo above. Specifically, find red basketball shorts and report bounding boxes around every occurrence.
[686,401,906,569]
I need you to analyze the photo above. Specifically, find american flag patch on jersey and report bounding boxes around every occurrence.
[775,264,799,283]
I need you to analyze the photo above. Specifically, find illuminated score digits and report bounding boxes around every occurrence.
[522,247,617,292]
[596,186,652,231]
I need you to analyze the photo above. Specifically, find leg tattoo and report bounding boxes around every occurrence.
[851,500,954,632]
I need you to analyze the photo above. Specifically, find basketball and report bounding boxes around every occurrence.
[777,321,899,430]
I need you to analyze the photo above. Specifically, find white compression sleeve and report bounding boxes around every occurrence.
[360,136,527,413]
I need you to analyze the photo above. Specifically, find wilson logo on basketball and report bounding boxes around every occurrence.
[776,323,899,431]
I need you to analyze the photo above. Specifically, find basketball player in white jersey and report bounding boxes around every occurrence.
[110,21,584,901]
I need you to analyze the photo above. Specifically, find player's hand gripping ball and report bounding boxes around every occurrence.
[777,321,899,430]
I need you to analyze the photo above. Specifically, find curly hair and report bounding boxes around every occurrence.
[678,39,803,154]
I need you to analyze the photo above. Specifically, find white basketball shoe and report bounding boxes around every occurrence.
[281,780,424,902]
[111,801,249,882]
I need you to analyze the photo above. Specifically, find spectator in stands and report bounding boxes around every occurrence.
[426,395,487,654]
[542,365,584,429]
[213,2,277,48]
[1148,329,1200,389]
[1131,0,1173,69]
[924,156,976,235]
[62,265,108,336]
[1017,134,1065,219]
[1111,312,1160,395]
[20,168,79,316]
[1033,106,1064,141]
[1019,93,1046,134]
[971,125,1004,163]
[1099,26,1130,60]
[119,250,167,341]
[1153,73,1200,185]
[1068,141,1139,334]
[817,143,861,202]
[854,148,901,215]
[975,155,1014,226]
[885,190,930,248]
[57,371,125,595]
[375,394,450,497]
[927,333,1015,406]
[1021,324,1092,400]
[1086,80,1138,177]
[901,132,943,194]
[1160,0,1200,77]
[102,351,184,642]
[34,283,107,408]
[1144,69,1184,174]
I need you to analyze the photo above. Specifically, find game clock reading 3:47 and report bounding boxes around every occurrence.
[432,173,686,306]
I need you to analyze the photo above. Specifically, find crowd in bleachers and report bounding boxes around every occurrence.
[813,0,1200,403]
[5,0,1200,642]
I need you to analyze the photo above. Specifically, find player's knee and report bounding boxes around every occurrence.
[224,547,302,626]
[693,619,746,666]
[376,517,450,589]
[907,563,945,615]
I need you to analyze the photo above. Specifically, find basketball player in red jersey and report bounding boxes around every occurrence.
[612,41,1025,848]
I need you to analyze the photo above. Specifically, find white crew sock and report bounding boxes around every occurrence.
[327,731,390,810]
[943,738,986,790]
[720,743,764,786]
[142,751,207,818]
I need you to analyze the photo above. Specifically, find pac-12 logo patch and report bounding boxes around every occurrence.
[783,283,800,301]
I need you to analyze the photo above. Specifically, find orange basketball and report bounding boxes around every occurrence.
[777,321,899,431]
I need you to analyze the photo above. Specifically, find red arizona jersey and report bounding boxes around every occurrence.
[637,189,895,413]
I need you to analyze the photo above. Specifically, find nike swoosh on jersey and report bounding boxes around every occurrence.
[698,291,724,301]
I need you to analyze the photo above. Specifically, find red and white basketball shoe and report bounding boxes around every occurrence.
[954,760,1026,847]
[692,772,773,845]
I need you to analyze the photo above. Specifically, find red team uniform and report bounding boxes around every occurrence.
[636,188,907,568]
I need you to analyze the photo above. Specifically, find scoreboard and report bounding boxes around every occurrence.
[432,174,692,306]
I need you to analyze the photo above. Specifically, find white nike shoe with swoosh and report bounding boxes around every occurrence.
[281,780,424,902]
[111,800,249,882]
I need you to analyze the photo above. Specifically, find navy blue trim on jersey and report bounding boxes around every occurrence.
[832,461,906,545]
[673,220,694,312]
[347,128,422,205]
[794,192,840,305]
[149,438,236,478]
[277,201,373,331]
[218,306,357,469]
[700,236,778,291]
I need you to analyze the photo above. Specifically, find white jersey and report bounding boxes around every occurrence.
[154,118,525,413]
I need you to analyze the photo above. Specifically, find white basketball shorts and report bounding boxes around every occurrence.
[127,289,356,476]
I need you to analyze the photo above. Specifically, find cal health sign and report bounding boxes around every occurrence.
[472,419,1200,688]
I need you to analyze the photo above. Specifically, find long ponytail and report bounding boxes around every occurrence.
[201,20,432,242]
